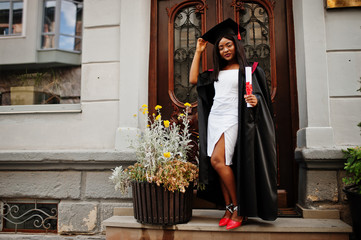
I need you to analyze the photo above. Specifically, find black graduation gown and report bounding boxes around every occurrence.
[196,65,278,221]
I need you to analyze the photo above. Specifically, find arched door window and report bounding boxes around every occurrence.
[167,1,206,109]
[240,3,271,89]
[234,0,276,98]
[173,5,201,104]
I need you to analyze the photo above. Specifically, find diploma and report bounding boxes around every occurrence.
[245,66,253,107]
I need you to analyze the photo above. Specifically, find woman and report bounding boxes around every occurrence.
[190,18,278,230]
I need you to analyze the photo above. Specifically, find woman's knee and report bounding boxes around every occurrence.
[211,155,223,170]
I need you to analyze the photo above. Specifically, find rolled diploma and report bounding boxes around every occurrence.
[245,66,253,107]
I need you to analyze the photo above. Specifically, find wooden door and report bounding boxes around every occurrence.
[149,0,299,207]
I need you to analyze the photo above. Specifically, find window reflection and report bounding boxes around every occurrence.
[0,67,81,106]
[41,0,82,52]
[0,2,10,35]
[60,0,76,36]
[0,0,23,36]
[59,35,75,51]
[42,0,56,48]
[12,1,22,33]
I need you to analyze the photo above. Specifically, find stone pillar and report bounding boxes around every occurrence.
[114,0,151,151]
[293,0,334,149]
[293,0,340,213]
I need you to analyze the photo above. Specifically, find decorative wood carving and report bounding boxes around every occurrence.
[231,0,245,11]
[167,0,207,16]
[195,0,208,13]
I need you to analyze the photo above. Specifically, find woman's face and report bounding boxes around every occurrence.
[218,37,236,61]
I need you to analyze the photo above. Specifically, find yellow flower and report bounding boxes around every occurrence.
[155,105,162,110]
[142,108,148,114]
[163,152,171,158]
[142,104,148,108]
[178,113,185,120]
[155,114,161,121]
[133,114,137,117]
[146,124,150,128]
[184,102,191,107]
[164,120,170,128]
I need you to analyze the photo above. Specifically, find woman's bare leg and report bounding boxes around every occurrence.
[220,179,232,219]
[211,134,243,221]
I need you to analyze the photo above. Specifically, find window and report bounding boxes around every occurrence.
[0,67,81,106]
[0,0,23,36]
[239,3,271,90]
[1,200,58,233]
[173,5,201,104]
[41,0,83,52]
[0,0,82,109]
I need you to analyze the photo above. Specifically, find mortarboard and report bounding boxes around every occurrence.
[201,18,246,45]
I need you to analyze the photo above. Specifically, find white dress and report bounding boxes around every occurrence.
[207,69,239,165]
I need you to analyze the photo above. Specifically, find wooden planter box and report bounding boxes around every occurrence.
[131,181,193,225]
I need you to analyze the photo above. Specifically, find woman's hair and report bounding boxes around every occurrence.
[212,34,249,81]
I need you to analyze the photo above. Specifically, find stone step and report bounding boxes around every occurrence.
[103,209,352,240]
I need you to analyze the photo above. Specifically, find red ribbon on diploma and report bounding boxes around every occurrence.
[246,82,253,95]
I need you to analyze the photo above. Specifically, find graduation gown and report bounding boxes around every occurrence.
[197,64,278,221]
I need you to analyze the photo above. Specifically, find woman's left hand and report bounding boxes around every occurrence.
[244,94,258,107]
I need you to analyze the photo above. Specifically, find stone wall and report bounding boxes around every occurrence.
[0,169,132,234]
[295,148,351,225]
[0,151,135,236]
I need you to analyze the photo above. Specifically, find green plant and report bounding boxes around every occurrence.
[343,146,361,194]
[110,103,198,194]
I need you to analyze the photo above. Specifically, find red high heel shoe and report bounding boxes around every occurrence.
[219,203,233,226]
[226,206,247,230]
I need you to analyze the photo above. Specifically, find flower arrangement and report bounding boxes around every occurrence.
[110,103,198,194]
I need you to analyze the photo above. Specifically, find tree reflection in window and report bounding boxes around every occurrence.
[173,6,201,104]
[239,3,271,90]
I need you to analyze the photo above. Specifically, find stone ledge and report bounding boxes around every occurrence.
[295,147,349,160]
[0,150,136,170]
[295,147,347,169]
[296,204,340,219]
[103,209,352,233]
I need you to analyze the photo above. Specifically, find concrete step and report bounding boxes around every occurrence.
[103,209,352,240]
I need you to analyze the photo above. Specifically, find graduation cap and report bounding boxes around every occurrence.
[201,18,246,45]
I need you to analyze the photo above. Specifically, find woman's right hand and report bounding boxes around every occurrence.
[196,38,208,53]
[189,38,207,85]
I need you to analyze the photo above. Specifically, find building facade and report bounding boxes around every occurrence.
[0,0,360,238]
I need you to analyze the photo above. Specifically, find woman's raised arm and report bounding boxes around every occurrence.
[189,38,208,85]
